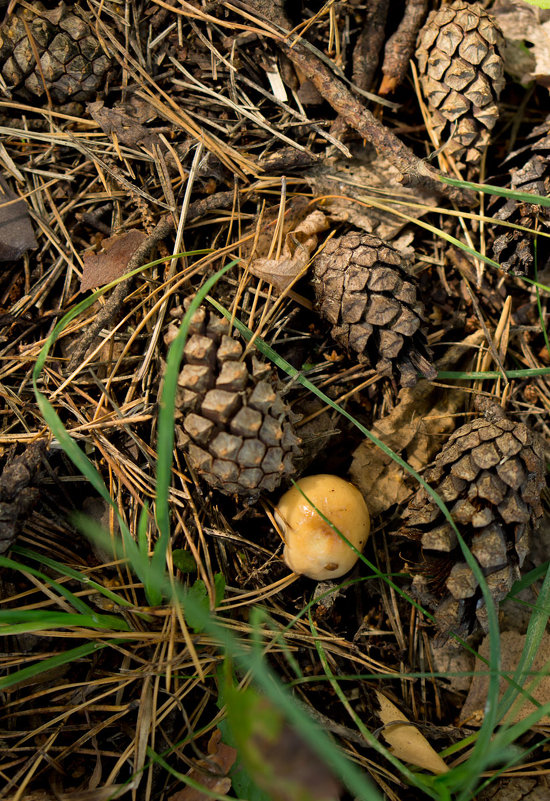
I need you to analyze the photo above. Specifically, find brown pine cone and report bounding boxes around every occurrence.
[0,440,46,554]
[400,403,545,637]
[491,117,550,275]
[168,303,302,498]
[0,2,112,104]
[313,233,436,387]
[416,1,505,169]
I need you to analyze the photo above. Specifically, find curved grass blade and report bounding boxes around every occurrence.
[0,609,131,633]
[0,553,94,615]
[12,545,136,610]
[0,639,124,691]
[153,259,240,583]
[205,296,504,794]
[438,174,550,207]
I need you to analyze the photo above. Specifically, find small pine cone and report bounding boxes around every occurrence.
[491,118,550,275]
[313,233,436,387]
[401,404,545,637]
[170,303,301,498]
[0,440,46,554]
[416,1,505,169]
[0,2,113,104]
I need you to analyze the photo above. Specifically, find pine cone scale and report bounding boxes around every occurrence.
[401,405,546,636]
[0,2,112,104]
[313,233,435,387]
[416,1,504,169]
[169,303,301,498]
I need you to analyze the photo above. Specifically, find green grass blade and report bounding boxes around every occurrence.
[176,585,383,801]
[437,367,550,380]
[0,639,123,691]
[153,259,239,580]
[0,609,130,632]
[497,564,550,723]
[438,174,550,207]
[308,608,437,798]
[0,553,94,615]
[31,250,215,604]
[206,296,503,788]
[509,561,550,595]
[12,545,135,609]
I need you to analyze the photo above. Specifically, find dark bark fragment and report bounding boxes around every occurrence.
[380,0,428,95]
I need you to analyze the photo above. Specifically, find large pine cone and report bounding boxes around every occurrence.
[416,1,505,169]
[0,441,46,554]
[168,303,302,498]
[0,2,112,104]
[491,118,550,275]
[401,404,545,637]
[313,233,436,387]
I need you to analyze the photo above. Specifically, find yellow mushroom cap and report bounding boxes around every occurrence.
[274,474,370,580]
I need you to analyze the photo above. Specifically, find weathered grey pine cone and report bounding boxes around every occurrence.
[313,232,436,387]
[491,117,550,275]
[0,2,112,104]
[416,0,505,169]
[0,440,46,555]
[400,404,545,637]
[167,302,302,498]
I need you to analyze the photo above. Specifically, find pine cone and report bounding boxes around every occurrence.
[416,1,505,169]
[169,303,302,498]
[491,118,550,275]
[313,233,436,387]
[400,404,545,637]
[0,440,46,554]
[0,2,112,104]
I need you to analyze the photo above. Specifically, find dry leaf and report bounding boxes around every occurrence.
[248,210,329,291]
[0,179,37,261]
[492,1,550,88]
[349,331,483,517]
[350,381,464,517]
[375,691,449,774]
[88,100,167,149]
[306,144,440,241]
[168,730,237,801]
[461,631,550,729]
[81,229,147,291]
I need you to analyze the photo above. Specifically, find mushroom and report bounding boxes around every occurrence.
[274,474,370,580]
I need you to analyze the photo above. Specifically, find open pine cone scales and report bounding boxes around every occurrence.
[0,2,112,104]
[168,303,301,498]
[491,117,550,275]
[416,0,505,169]
[401,404,545,637]
[313,233,436,387]
[0,441,45,555]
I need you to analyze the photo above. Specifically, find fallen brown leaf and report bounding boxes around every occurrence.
[0,179,37,261]
[248,209,329,291]
[88,100,167,149]
[81,229,147,291]
[307,144,440,242]
[492,1,550,88]
[461,631,550,729]
[349,331,483,517]
[168,729,237,801]
[375,691,449,774]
